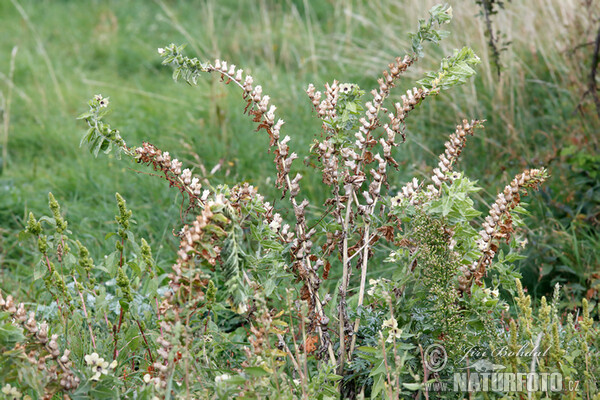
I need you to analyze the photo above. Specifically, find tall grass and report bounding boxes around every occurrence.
[0,0,598,303]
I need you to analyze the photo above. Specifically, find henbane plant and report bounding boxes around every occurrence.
[2,4,597,400]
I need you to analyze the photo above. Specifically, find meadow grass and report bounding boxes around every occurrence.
[0,0,598,304]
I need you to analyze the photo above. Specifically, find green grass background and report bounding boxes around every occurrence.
[0,0,598,306]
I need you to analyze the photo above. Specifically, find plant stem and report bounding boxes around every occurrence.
[73,276,96,349]
[135,319,154,364]
[113,307,124,360]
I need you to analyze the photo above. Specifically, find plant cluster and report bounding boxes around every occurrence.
[0,4,598,400]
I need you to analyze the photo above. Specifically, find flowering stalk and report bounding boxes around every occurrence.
[347,86,429,358]
[394,119,481,206]
[158,44,336,362]
[457,168,548,294]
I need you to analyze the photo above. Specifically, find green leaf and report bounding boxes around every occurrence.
[119,298,130,313]
[357,346,378,354]
[104,250,120,276]
[245,366,270,377]
[76,111,92,120]
[33,259,47,281]
[371,373,385,398]
[0,322,25,346]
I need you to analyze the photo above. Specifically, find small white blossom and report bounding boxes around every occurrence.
[84,352,101,366]
[382,316,398,330]
[84,352,110,381]
[382,316,403,343]
[215,373,231,384]
[367,279,379,296]
[1,384,22,399]
[158,47,165,55]
[181,168,192,181]
[201,189,210,201]
[269,213,282,232]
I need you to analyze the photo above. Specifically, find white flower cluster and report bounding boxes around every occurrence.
[93,94,109,108]
[143,373,165,391]
[381,316,403,343]
[214,373,231,384]
[1,384,23,400]
[134,142,205,202]
[306,81,339,119]
[432,119,477,187]
[84,352,117,381]
[0,292,80,389]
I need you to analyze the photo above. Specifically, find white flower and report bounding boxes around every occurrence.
[382,317,398,330]
[151,377,163,389]
[158,47,165,55]
[84,352,110,381]
[201,189,210,201]
[269,213,282,232]
[143,374,152,383]
[181,168,192,184]
[367,279,379,296]
[382,317,402,343]
[215,373,231,384]
[109,360,118,369]
[2,384,22,399]
[84,352,101,366]
[171,159,182,175]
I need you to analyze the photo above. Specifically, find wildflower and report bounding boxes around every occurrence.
[382,316,403,343]
[94,94,110,108]
[181,168,192,184]
[1,384,22,399]
[84,352,110,381]
[367,279,379,296]
[339,83,355,94]
[445,6,453,20]
[201,189,210,201]
[269,213,282,232]
[382,316,398,330]
[215,373,231,384]
[157,47,165,55]
[170,159,182,175]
